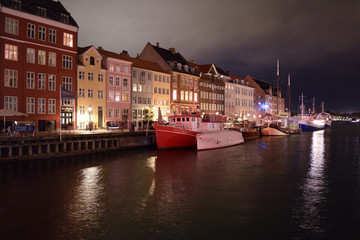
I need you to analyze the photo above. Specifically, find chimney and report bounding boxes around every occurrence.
[156,42,159,47]
[98,46,103,50]
[169,48,176,54]
[121,50,129,56]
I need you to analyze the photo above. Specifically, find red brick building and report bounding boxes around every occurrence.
[0,0,78,131]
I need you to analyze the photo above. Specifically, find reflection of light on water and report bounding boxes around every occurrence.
[297,130,327,234]
[146,156,156,196]
[68,166,104,228]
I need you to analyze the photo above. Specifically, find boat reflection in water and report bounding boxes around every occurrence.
[294,130,327,238]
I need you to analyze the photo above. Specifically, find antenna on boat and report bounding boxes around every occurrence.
[321,101,325,113]
[288,74,290,118]
[276,59,280,116]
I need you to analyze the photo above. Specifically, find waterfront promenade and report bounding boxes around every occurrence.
[0,128,155,161]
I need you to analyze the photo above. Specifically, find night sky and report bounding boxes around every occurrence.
[61,0,360,113]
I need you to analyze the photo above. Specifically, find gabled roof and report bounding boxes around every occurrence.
[150,44,198,76]
[97,48,133,64]
[0,0,78,27]
[131,58,168,74]
[77,46,93,55]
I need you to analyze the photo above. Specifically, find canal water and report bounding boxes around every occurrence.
[0,122,359,240]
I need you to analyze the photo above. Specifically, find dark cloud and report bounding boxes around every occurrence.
[61,0,360,112]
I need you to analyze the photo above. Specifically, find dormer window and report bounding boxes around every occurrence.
[90,57,95,65]
[177,63,182,71]
[60,13,70,24]
[11,0,21,10]
[37,6,47,18]
[184,65,189,72]
[241,80,244,84]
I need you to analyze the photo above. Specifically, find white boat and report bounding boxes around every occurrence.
[196,130,244,150]
[260,116,302,136]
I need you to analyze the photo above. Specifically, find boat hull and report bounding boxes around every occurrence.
[196,130,244,150]
[261,127,288,136]
[154,123,199,149]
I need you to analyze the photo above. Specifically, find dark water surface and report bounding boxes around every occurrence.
[1,122,360,239]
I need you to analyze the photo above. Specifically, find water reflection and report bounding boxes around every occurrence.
[67,166,105,230]
[295,130,327,236]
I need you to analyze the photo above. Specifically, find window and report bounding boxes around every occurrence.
[122,93,129,102]
[185,91,188,101]
[123,65,129,73]
[90,56,95,65]
[109,91,114,101]
[138,84,142,92]
[11,0,22,10]
[138,97,142,104]
[148,73,152,80]
[26,72,35,89]
[27,23,35,38]
[189,91,193,101]
[62,77,72,91]
[98,90,103,98]
[62,55,72,69]
[63,33,73,47]
[38,50,46,65]
[4,44,18,61]
[60,13,69,24]
[4,96,17,111]
[109,108,114,118]
[162,88,165,94]
[98,74,104,82]
[49,29,56,43]
[38,98,46,114]
[109,76,114,85]
[116,63,120,72]
[154,87,157,93]
[5,18,18,35]
[180,76,184,84]
[133,83,137,92]
[132,70,137,77]
[173,90,177,100]
[88,89,94,98]
[79,88,85,97]
[4,69,18,88]
[48,99,56,114]
[115,91,120,102]
[181,91,184,100]
[37,6,47,17]
[88,72,94,81]
[123,78,128,87]
[26,97,35,114]
[48,75,56,91]
[79,71,85,80]
[132,96,137,104]
[154,75,158,81]
[49,52,56,66]
[195,93,198,102]
[38,73,46,90]
[166,89,169,95]
[79,106,85,115]
[173,75,177,83]
[159,75,162,82]
[38,26,46,41]
[109,64,114,71]
[115,77,120,86]
[115,109,120,118]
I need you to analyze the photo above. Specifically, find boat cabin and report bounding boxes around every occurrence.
[168,114,225,132]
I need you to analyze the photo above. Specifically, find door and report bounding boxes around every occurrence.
[98,106,103,128]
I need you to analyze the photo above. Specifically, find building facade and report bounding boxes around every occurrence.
[131,58,170,128]
[77,46,106,129]
[97,48,132,128]
[0,0,78,130]
[139,42,200,115]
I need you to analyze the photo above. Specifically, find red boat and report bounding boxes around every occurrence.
[154,113,226,149]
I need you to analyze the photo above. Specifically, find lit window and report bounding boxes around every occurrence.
[49,52,56,66]
[63,32,73,47]
[4,69,18,88]
[5,44,18,61]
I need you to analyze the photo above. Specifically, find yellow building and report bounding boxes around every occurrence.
[77,46,107,129]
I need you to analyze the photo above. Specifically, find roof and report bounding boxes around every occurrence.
[97,48,134,63]
[0,0,78,27]
[252,77,272,92]
[131,58,168,74]
[77,45,92,55]
[151,44,198,76]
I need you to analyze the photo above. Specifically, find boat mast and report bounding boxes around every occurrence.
[321,101,325,113]
[301,92,304,118]
[276,59,279,116]
[288,74,291,118]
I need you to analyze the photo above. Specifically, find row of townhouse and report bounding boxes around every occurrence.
[0,0,286,131]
